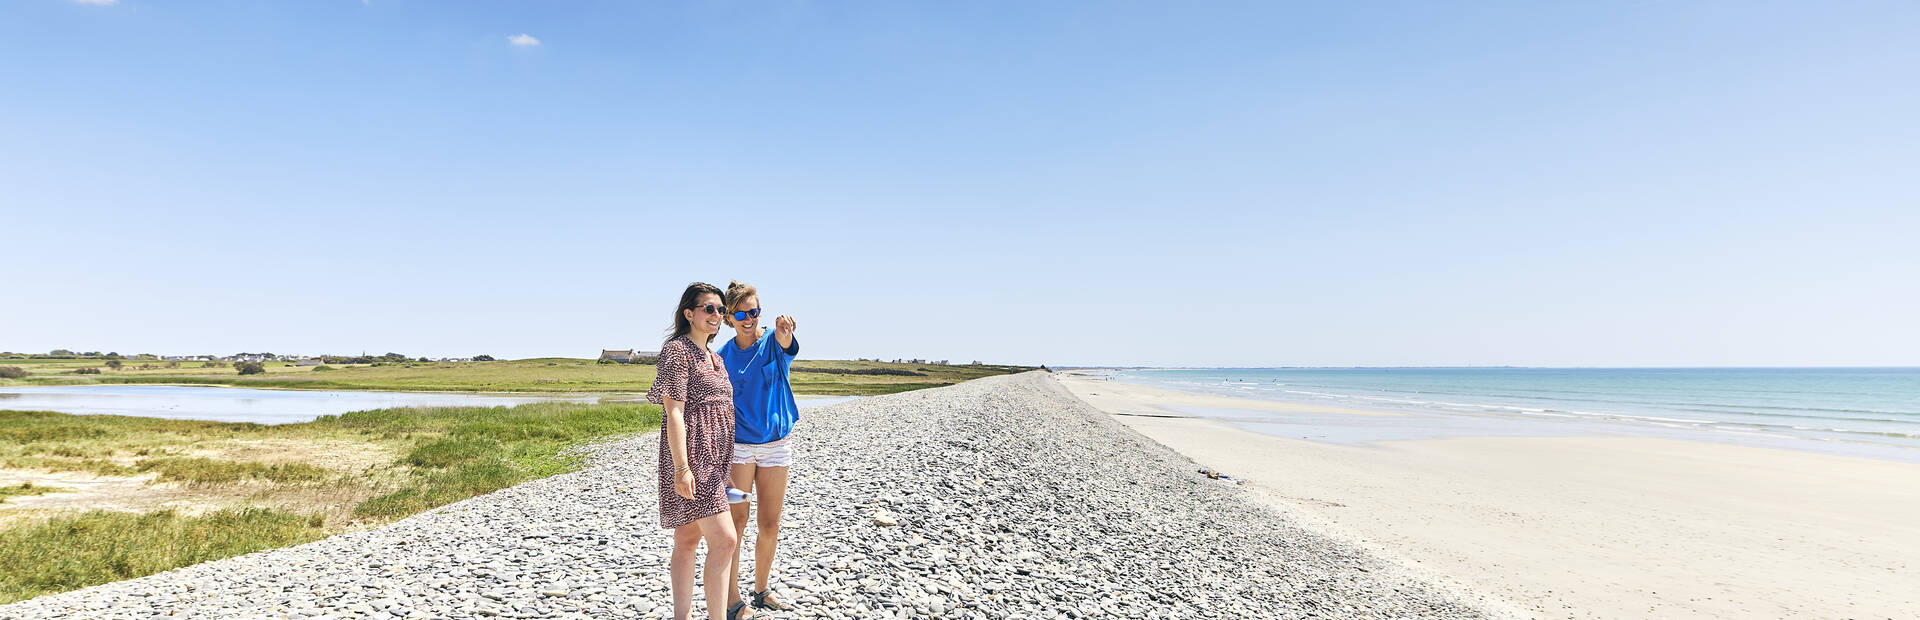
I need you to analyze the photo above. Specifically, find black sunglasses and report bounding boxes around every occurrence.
[692,303,726,315]
[731,308,762,321]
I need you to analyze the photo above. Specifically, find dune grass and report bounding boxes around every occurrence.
[0,401,660,604]
[0,484,54,503]
[323,400,662,517]
[0,508,330,605]
[133,458,333,485]
[0,411,283,478]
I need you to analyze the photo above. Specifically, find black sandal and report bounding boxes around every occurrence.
[727,600,767,619]
[752,587,794,611]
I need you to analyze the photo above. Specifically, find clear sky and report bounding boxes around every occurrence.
[3,1,1916,367]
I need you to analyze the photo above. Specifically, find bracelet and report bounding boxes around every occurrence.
[674,464,690,475]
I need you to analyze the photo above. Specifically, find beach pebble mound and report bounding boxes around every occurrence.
[2,372,1488,619]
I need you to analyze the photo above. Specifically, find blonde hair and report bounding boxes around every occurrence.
[723,280,758,326]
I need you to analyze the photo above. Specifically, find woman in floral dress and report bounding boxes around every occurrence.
[648,282,766,620]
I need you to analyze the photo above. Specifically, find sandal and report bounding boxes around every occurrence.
[752,587,794,611]
[727,600,768,619]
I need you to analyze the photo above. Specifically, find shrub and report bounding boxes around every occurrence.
[235,362,266,376]
[164,361,180,369]
[311,365,336,372]
[473,355,495,362]
[72,367,102,375]
[201,361,227,368]
[596,358,615,365]
[0,367,26,379]
[104,360,123,370]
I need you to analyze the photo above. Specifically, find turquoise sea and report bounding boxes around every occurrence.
[1107,367,1920,459]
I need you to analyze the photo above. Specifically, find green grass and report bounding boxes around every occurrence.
[0,401,662,604]
[0,508,329,604]
[0,483,55,503]
[0,410,278,477]
[132,458,332,485]
[327,400,663,517]
[3,356,1034,395]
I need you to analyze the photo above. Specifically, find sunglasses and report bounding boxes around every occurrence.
[692,303,726,315]
[731,308,762,321]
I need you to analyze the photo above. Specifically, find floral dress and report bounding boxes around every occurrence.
[647,335,736,529]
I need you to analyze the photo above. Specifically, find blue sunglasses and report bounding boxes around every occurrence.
[731,308,761,321]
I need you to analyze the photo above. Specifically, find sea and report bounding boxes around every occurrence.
[1103,367,1920,461]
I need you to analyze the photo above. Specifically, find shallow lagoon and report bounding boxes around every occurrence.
[0,385,599,424]
[0,385,863,425]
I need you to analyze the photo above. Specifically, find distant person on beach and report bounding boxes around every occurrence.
[647,282,767,620]
[717,280,801,613]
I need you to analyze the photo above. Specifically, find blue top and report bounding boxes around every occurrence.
[718,327,800,445]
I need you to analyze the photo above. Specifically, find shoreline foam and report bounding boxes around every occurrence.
[1102,367,1920,451]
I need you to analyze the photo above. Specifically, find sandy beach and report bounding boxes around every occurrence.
[1059,373,1920,619]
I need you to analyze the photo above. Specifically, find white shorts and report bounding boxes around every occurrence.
[730,436,793,468]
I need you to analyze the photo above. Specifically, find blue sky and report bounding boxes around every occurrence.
[3,1,1916,367]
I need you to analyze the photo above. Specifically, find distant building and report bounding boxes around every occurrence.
[600,349,634,363]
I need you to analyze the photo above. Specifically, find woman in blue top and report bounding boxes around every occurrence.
[717,280,801,613]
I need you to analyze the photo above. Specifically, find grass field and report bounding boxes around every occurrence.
[1,357,1034,395]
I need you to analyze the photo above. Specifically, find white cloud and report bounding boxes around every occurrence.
[71,0,118,5]
[507,34,540,47]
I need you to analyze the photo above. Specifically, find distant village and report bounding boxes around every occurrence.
[2,350,489,364]
[857,359,971,365]
[596,350,984,366]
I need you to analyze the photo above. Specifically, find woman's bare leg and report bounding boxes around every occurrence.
[694,510,741,620]
[725,462,757,610]
[670,524,701,620]
[752,466,790,594]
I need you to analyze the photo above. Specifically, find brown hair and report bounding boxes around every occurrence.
[667,282,725,345]
[723,280,758,326]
